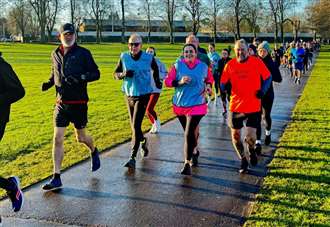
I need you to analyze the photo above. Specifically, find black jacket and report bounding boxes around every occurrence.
[0,56,25,123]
[44,44,100,102]
[261,55,282,98]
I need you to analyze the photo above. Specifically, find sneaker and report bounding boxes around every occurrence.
[124,158,136,169]
[140,138,149,157]
[149,124,156,133]
[222,111,227,119]
[249,146,258,166]
[192,149,200,167]
[297,79,301,84]
[180,163,192,175]
[254,143,262,156]
[91,147,101,172]
[294,77,298,84]
[239,157,249,173]
[265,134,271,145]
[7,177,24,212]
[42,177,62,191]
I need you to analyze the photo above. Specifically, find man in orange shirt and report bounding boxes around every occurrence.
[220,39,271,173]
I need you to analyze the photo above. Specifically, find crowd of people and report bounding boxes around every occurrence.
[0,23,319,216]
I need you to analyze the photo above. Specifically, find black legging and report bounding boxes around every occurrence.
[126,94,150,159]
[213,73,220,95]
[257,94,274,140]
[0,123,16,191]
[177,115,204,161]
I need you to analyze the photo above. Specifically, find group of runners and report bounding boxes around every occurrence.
[0,22,318,215]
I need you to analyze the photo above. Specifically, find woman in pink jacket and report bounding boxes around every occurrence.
[165,44,213,175]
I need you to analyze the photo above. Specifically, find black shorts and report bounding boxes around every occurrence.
[0,123,6,141]
[228,112,261,129]
[54,103,88,129]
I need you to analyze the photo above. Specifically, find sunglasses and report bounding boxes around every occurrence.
[184,50,195,54]
[129,43,140,47]
[63,32,74,36]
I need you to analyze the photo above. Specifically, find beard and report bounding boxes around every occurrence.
[61,36,76,47]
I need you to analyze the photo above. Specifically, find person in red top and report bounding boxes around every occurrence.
[220,39,271,173]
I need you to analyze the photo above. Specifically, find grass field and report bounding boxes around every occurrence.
[0,42,231,191]
[245,47,330,226]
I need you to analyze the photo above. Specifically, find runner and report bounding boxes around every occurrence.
[165,44,213,175]
[292,42,305,84]
[41,23,101,190]
[145,46,167,134]
[217,48,232,117]
[0,51,25,212]
[207,43,221,101]
[114,33,162,170]
[255,41,282,154]
[220,39,271,173]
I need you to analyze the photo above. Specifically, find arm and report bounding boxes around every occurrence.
[42,65,55,91]
[82,50,100,82]
[0,62,25,105]
[113,59,134,80]
[164,65,178,87]
[271,61,282,83]
[151,57,162,89]
[220,63,230,92]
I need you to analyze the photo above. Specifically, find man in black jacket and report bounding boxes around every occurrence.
[0,52,25,212]
[41,23,101,190]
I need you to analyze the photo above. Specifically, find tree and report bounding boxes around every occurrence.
[268,0,279,43]
[224,0,246,40]
[245,0,263,38]
[45,0,58,42]
[8,0,30,42]
[185,0,202,35]
[120,0,125,43]
[29,0,47,42]
[162,0,181,44]
[306,0,330,40]
[89,0,110,44]
[278,0,295,43]
[141,0,153,43]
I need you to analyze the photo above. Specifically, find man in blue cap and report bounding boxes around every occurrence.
[41,23,101,190]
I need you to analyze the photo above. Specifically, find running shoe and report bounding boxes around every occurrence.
[124,158,136,169]
[140,138,149,157]
[265,134,271,145]
[7,177,24,212]
[249,146,258,166]
[254,143,262,155]
[239,157,249,173]
[42,177,62,191]
[180,163,192,175]
[192,149,200,167]
[91,147,101,172]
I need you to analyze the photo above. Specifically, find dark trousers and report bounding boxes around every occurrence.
[257,94,274,140]
[126,94,150,158]
[213,73,220,94]
[177,115,204,161]
[0,123,15,191]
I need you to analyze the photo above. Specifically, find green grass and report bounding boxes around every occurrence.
[245,47,330,226]
[0,42,230,192]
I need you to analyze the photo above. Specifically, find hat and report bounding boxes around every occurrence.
[258,41,271,53]
[59,23,75,34]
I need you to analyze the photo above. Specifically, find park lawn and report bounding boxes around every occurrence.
[0,42,230,194]
[245,47,330,226]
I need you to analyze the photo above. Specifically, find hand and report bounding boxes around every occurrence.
[64,76,80,85]
[41,82,52,91]
[124,70,134,78]
[178,76,191,85]
[255,90,264,99]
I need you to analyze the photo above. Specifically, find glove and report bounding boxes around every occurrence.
[41,82,52,91]
[255,90,264,99]
[124,70,134,78]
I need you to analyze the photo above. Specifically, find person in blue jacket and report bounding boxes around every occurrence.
[114,33,162,170]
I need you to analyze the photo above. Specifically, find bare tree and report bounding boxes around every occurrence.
[89,0,111,43]
[121,0,125,43]
[306,0,330,40]
[185,0,203,35]
[245,0,263,38]
[268,0,279,43]
[278,0,295,43]
[29,0,47,42]
[162,0,181,44]
[45,0,58,42]
[9,0,30,42]
[224,0,246,40]
[141,0,154,43]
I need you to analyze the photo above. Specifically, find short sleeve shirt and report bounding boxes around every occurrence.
[220,56,270,113]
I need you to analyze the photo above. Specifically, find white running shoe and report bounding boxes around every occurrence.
[154,119,161,133]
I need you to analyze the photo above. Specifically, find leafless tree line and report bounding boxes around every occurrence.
[1,0,325,43]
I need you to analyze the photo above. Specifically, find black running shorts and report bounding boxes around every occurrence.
[228,112,261,129]
[54,103,88,129]
[0,123,6,141]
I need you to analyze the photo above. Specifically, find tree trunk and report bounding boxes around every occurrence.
[121,0,125,44]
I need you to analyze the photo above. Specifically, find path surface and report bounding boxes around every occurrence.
[0,67,309,227]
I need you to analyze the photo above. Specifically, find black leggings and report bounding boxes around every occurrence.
[213,73,220,94]
[257,94,274,140]
[177,115,204,161]
[126,94,150,158]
